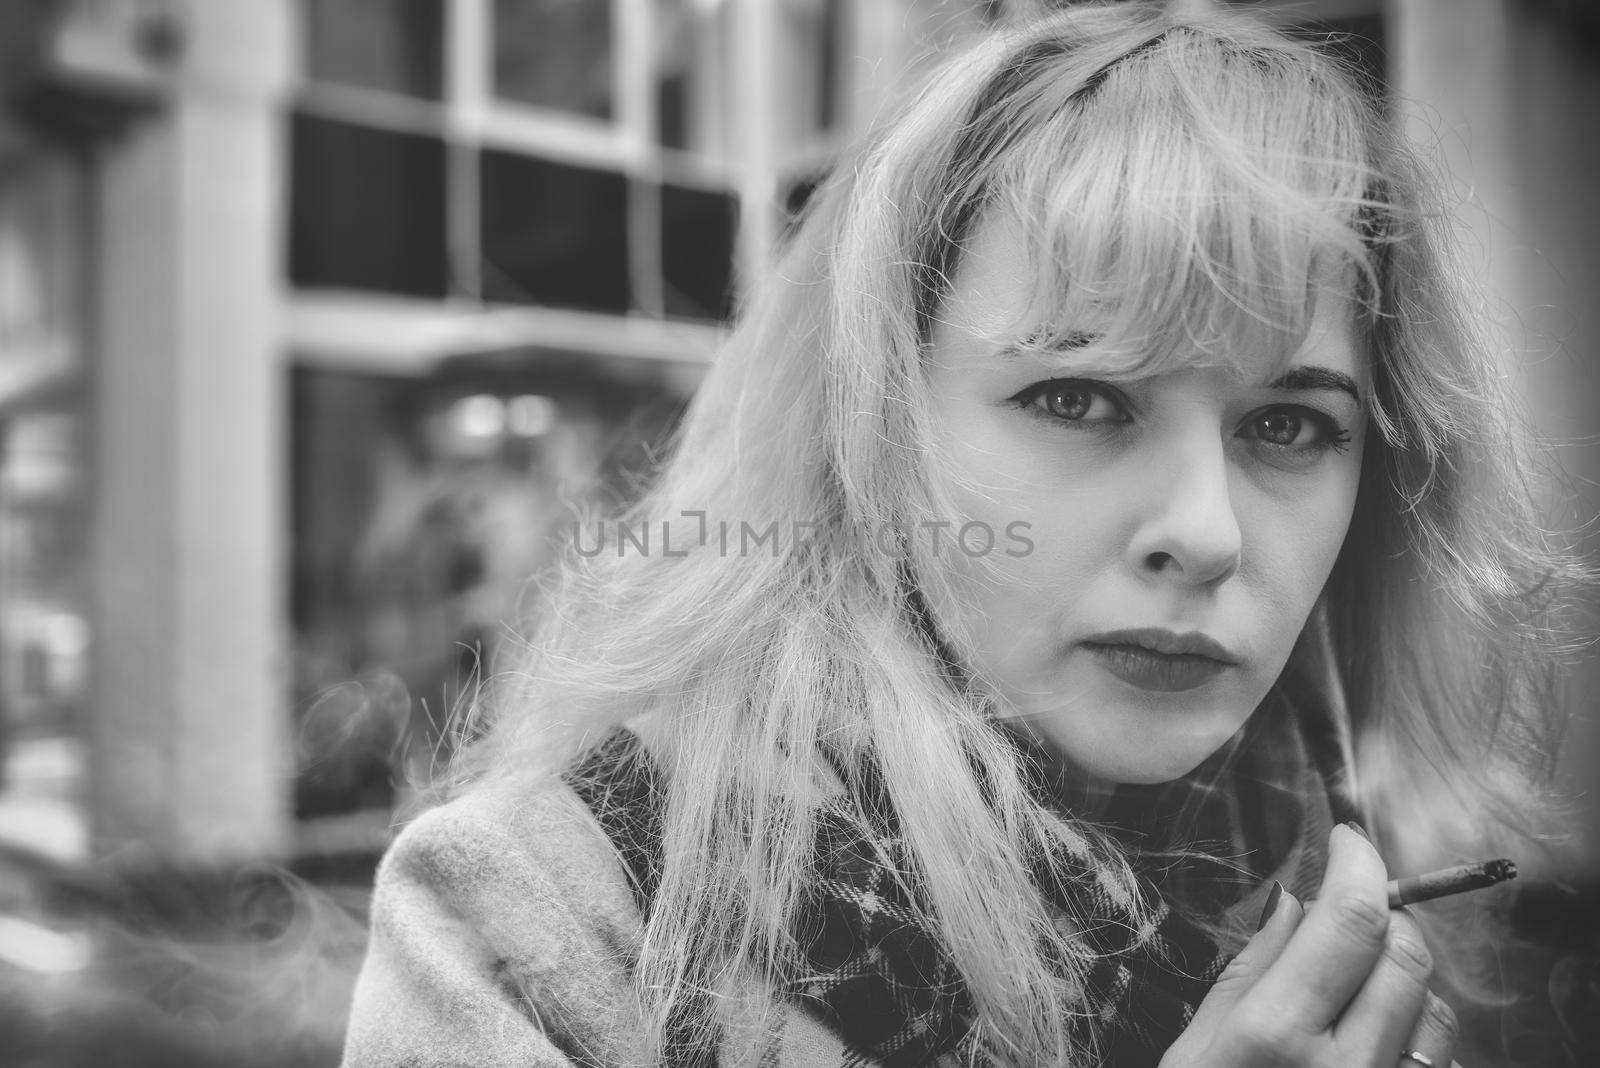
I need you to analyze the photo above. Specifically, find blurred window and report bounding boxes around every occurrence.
[289,113,450,297]
[780,168,827,234]
[0,147,91,860]
[661,181,737,322]
[777,0,844,147]
[654,0,736,160]
[479,150,631,313]
[290,0,745,320]
[302,0,445,100]
[492,0,615,119]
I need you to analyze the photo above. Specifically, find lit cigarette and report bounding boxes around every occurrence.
[1387,858,1517,908]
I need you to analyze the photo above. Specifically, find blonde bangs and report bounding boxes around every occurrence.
[989,26,1390,380]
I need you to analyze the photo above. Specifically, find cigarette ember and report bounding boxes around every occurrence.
[1387,858,1518,908]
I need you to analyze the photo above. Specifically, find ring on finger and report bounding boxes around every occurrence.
[1399,1052,1435,1067]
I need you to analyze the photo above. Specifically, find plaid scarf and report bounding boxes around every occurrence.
[566,671,1355,1067]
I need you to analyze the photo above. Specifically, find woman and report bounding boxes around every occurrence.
[340,2,1590,1066]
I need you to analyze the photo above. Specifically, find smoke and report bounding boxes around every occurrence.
[1,843,373,1067]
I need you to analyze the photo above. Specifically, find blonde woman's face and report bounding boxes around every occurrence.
[922,210,1368,786]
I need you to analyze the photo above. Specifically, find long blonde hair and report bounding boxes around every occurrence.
[453,3,1592,1064]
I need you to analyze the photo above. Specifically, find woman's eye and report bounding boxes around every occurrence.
[1238,406,1352,454]
[1013,379,1130,426]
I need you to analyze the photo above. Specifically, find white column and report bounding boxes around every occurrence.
[734,0,780,289]
[89,0,292,862]
[1390,0,1600,865]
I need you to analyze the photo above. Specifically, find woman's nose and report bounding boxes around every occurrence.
[1125,435,1242,587]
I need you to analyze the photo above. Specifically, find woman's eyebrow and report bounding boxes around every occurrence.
[999,331,1103,358]
[993,342,1363,404]
[1269,365,1362,404]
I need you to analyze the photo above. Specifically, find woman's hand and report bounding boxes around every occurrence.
[1160,824,1459,1068]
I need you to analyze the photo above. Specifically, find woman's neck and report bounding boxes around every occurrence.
[998,720,1121,819]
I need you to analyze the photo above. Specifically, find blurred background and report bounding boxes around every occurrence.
[0,1,1594,1065]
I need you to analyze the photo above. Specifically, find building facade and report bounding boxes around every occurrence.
[0,0,1595,871]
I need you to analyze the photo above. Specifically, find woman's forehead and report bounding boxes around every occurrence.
[932,205,1369,385]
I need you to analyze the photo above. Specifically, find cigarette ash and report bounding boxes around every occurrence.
[1481,857,1518,884]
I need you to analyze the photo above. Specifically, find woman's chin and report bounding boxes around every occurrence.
[1099,750,1214,785]
[1017,705,1248,787]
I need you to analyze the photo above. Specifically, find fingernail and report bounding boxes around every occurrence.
[1256,880,1284,931]
[1345,820,1372,843]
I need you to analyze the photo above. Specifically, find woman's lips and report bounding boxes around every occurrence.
[1082,642,1231,693]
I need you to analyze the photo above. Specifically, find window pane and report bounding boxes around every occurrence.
[479,149,630,313]
[302,0,444,100]
[0,148,91,863]
[493,0,614,119]
[661,182,736,322]
[655,0,736,158]
[781,169,827,229]
[776,0,844,144]
[289,112,449,297]
[0,153,86,369]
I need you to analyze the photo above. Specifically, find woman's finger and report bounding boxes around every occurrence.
[1185,884,1305,1029]
[1248,824,1391,1033]
[1331,906,1433,1061]
[1398,991,1460,1068]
